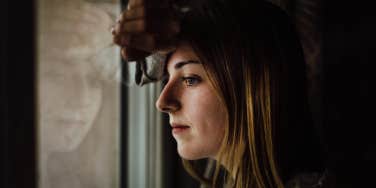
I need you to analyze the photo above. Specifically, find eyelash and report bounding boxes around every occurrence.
[161,75,202,87]
[182,76,201,87]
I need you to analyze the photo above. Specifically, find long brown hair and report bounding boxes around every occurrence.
[177,1,325,187]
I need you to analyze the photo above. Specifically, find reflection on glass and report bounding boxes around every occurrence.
[40,59,103,152]
[37,0,120,187]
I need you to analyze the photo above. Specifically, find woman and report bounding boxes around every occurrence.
[113,0,327,187]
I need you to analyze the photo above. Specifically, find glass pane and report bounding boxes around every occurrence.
[36,0,121,187]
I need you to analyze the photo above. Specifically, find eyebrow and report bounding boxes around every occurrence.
[174,60,201,69]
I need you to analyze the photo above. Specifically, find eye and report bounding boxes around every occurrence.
[182,76,201,87]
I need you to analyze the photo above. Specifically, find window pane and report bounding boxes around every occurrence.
[36,0,121,187]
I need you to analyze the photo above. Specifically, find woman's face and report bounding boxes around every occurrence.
[156,44,227,160]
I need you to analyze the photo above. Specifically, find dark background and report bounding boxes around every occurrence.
[1,0,36,187]
[2,0,375,187]
[322,1,375,187]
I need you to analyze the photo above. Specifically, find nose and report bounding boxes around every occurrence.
[155,82,181,113]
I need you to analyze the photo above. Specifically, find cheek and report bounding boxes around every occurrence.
[186,90,227,138]
[202,99,227,138]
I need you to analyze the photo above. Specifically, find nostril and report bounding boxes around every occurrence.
[161,107,171,112]
[156,99,180,113]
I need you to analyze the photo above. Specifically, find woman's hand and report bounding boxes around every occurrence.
[112,0,181,61]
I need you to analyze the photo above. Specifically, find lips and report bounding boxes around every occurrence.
[171,123,190,134]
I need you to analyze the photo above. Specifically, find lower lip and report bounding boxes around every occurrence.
[172,127,190,134]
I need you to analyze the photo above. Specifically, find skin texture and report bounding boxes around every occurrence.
[156,44,227,160]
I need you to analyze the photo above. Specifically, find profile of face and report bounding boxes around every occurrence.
[39,0,114,152]
[156,43,227,160]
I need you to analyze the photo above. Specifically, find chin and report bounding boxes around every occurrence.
[177,146,208,160]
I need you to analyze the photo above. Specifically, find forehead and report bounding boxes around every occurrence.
[166,44,200,71]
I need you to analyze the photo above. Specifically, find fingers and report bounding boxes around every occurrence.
[114,6,145,34]
[112,0,180,61]
[113,7,145,35]
[127,0,144,10]
[122,19,145,33]
[118,20,179,35]
[119,6,145,22]
[114,1,182,36]
[113,33,130,46]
